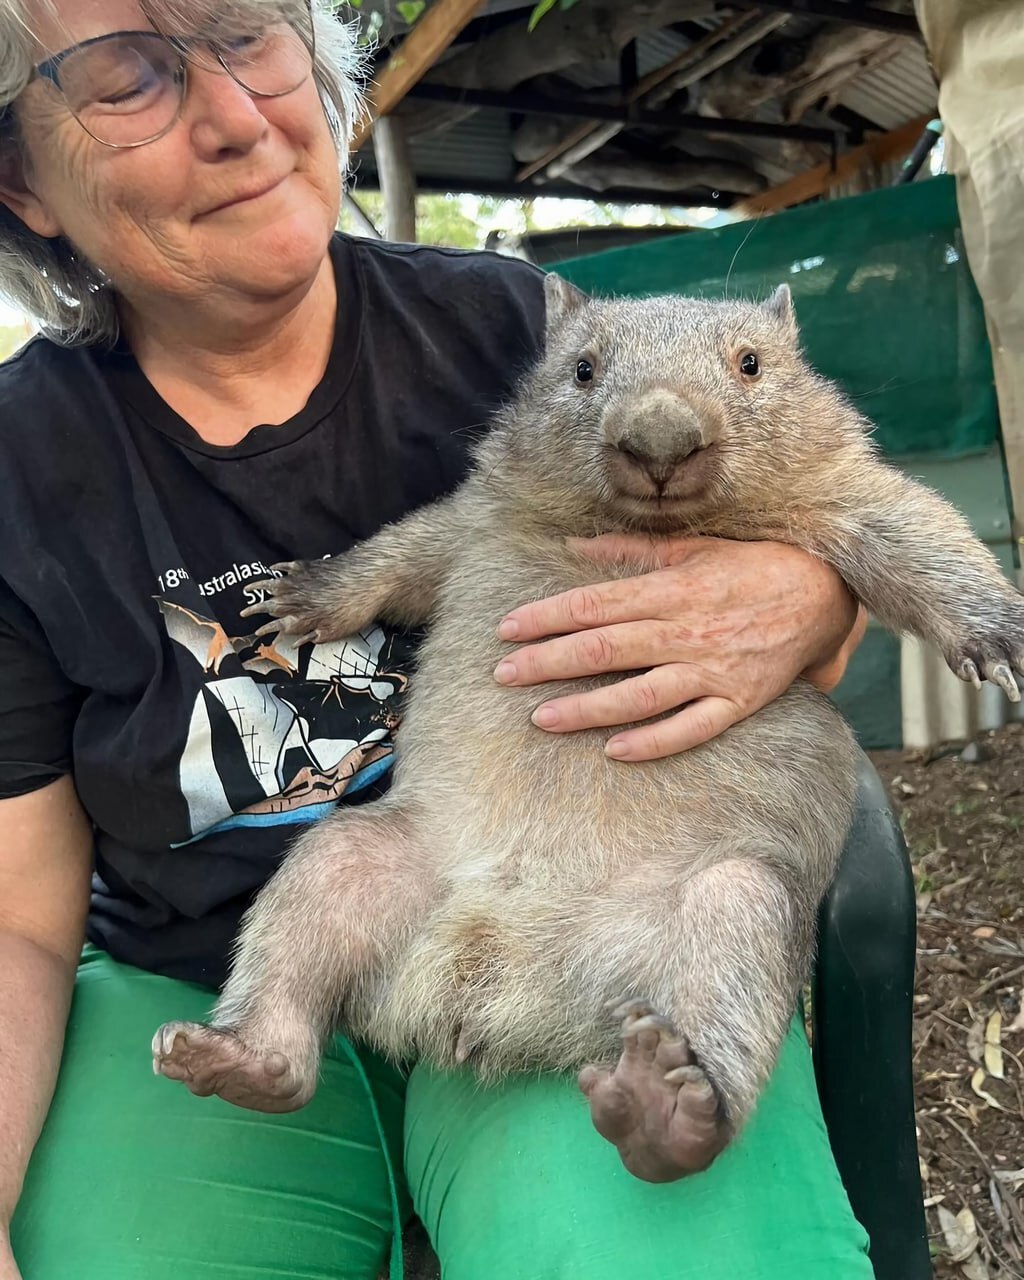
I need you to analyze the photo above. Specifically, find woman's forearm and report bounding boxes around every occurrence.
[0,929,79,1228]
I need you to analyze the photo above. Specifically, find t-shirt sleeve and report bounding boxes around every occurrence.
[0,578,82,799]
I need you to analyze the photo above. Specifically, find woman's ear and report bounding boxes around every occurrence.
[0,130,63,238]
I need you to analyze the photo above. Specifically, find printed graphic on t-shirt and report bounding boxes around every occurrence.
[157,598,414,844]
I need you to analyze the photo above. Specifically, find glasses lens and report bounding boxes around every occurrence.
[190,2,314,98]
[58,34,183,147]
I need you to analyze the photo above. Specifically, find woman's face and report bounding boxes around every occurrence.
[6,0,342,313]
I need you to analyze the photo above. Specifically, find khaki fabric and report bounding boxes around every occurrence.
[916,0,1024,555]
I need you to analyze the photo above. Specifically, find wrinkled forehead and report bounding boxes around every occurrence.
[23,0,268,54]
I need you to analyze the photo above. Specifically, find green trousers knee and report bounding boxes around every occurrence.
[12,948,872,1279]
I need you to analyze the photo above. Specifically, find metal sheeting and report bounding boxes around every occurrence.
[839,39,938,129]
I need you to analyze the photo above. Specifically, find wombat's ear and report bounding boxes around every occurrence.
[763,283,797,339]
[543,273,589,338]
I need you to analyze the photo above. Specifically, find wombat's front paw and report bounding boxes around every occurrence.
[948,602,1024,702]
[579,999,730,1182]
[241,559,366,645]
[152,1020,315,1113]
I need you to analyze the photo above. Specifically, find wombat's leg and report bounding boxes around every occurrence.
[153,806,431,1112]
[813,464,1024,699]
[241,496,464,642]
[580,858,811,1182]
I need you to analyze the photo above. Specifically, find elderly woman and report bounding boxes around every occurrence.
[0,2,873,1277]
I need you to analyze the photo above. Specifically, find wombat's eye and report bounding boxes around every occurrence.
[740,352,761,378]
[575,359,594,384]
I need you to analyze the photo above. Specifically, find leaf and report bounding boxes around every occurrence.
[966,1017,985,1066]
[528,0,560,30]
[961,1254,991,1280]
[983,1010,1004,1079]
[396,0,425,22]
[970,1067,1006,1110]
[937,1205,979,1263]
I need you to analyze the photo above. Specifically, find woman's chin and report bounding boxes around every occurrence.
[204,216,335,297]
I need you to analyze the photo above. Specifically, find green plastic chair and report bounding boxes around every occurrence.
[814,753,932,1279]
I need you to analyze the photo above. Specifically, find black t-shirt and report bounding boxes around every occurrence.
[0,234,545,987]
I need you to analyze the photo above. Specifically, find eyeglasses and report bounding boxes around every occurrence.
[29,2,315,149]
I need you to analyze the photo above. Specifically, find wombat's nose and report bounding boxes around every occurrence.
[604,389,710,494]
[616,434,702,489]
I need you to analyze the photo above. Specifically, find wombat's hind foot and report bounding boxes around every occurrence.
[152,1021,315,1113]
[579,1000,729,1182]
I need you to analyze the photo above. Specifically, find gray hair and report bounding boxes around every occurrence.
[0,0,364,346]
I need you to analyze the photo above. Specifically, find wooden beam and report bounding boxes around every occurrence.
[406,83,844,143]
[736,113,932,215]
[351,0,487,152]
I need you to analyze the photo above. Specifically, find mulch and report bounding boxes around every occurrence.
[870,723,1024,1280]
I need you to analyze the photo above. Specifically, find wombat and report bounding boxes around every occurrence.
[153,277,1024,1182]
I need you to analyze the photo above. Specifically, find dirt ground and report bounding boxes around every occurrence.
[870,723,1024,1280]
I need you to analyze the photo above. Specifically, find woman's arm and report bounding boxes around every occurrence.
[0,778,93,1272]
[492,537,864,762]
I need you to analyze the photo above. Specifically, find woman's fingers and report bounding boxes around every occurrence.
[604,697,741,763]
[497,576,677,643]
[531,664,703,733]
[494,620,678,686]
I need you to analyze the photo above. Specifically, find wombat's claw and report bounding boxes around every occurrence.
[579,1002,729,1182]
[151,1021,314,1114]
[952,640,1024,703]
[985,660,1020,702]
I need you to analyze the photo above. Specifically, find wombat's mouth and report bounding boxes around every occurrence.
[606,440,719,511]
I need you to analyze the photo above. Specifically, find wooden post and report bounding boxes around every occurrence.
[374,115,417,243]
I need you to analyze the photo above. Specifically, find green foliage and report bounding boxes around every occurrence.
[528,0,584,32]
[396,0,425,21]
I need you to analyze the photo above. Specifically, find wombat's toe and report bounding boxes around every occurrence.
[241,561,355,642]
[580,1004,730,1182]
[949,632,1024,703]
[152,1020,314,1113]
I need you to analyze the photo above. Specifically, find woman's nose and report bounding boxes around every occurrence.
[185,62,270,158]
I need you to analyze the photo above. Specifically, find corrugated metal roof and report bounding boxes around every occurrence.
[359,110,516,184]
[368,5,935,205]
[839,39,937,128]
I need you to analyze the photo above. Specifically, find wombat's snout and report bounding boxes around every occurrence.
[604,389,712,497]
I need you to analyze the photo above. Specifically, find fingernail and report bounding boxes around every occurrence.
[497,618,519,640]
[606,738,630,758]
[494,661,517,684]
[533,704,558,728]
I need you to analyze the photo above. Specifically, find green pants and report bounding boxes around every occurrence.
[12,948,871,1279]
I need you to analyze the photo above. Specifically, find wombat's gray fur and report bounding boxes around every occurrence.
[154,277,1024,1182]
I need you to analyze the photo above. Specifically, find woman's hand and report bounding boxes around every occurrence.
[493,535,865,762]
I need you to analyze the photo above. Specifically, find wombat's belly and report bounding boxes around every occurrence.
[358,678,857,1071]
[355,555,860,1070]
